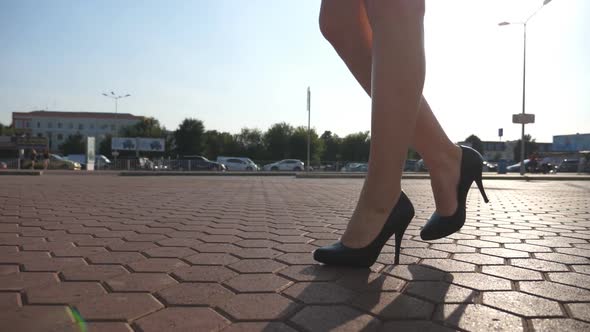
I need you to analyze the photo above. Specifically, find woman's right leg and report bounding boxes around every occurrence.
[320,0,462,217]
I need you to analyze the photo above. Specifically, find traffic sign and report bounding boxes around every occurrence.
[512,114,535,124]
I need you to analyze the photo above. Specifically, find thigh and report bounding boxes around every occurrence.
[320,0,372,39]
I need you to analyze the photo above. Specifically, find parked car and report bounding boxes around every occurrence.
[22,154,81,170]
[66,154,112,170]
[216,156,259,171]
[341,163,368,172]
[557,159,580,173]
[507,159,529,173]
[180,155,226,171]
[262,159,304,171]
[404,159,418,172]
[483,161,497,172]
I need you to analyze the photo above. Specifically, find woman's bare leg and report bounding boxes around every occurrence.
[320,0,461,227]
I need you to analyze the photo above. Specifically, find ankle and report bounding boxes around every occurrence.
[425,145,461,176]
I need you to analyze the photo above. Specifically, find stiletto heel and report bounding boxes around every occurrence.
[474,175,489,203]
[394,230,405,265]
[420,146,490,241]
[313,191,414,268]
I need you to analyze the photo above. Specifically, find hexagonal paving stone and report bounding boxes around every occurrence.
[221,293,298,320]
[480,248,530,258]
[0,305,76,332]
[420,259,476,272]
[276,253,317,265]
[336,272,405,293]
[0,292,20,310]
[87,252,146,265]
[0,265,19,276]
[531,319,590,332]
[434,304,523,331]
[510,259,569,272]
[573,265,590,275]
[547,272,590,289]
[127,258,188,272]
[351,292,434,320]
[60,264,128,281]
[290,305,381,332]
[232,248,282,259]
[380,321,455,332]
[229,259,286,273]
[106,273,177,292]
[283,282,356,304]
[26,282,106,304]
[74,293,163,321]
[142,246,196,258]
[453,253,504,265]
[222,322,297,332]
[184,253,240,265]
[519,281,590,301]
[157,283,234,306]
[135,307,230,332]
[84,322,133,332]
[0,272,59,291]
[22,257,87,272]
[383,264,447,281]
[278,265,342,282]
[405,281,476,304]
[481,265,543,281]
[534,253,589,264]
[566,303,590,322]
[483,291,563,317]
[172,265,237,282]
[224,273,291,293]
[449,272,512,291]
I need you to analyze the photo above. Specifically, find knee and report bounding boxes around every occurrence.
[318,3,341,44]
[366,0,425,19]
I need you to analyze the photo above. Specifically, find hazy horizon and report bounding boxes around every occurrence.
[1,0,589,143]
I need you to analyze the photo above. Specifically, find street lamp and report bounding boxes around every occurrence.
[102,92,131,115]
[499,0,553,175]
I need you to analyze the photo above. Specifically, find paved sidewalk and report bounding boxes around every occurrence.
[0,175,589,331]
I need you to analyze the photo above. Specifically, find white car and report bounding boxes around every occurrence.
[216,156,259,171]
[263,159,304,171]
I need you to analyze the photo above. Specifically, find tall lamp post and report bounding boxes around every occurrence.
[499,0,553,175]
[102,91,131,115]
[102,91,131,162]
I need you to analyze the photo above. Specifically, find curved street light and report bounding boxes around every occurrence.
[102,92,131,115]
[498,0,553,175]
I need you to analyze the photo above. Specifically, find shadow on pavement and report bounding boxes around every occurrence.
[264,263,473,332]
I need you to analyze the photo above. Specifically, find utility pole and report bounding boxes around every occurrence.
[307,87,311,172]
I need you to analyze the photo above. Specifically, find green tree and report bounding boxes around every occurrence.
[59,133,85,155]
[320,131,342,162]
[0,122,15,136]
[119,117,165,138]
[465,134,484,154]
[263,122,294,160]
[203,130,240,159]
[236,128,266,160]
[513,134,538,161]
[289,126,323,164]
[174,118,205,156]
[340,132,370,162]
[98,135,112,157]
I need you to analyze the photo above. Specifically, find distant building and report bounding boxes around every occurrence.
[460,140,553,162]
[553,133,590,152]
[12,110,142,152]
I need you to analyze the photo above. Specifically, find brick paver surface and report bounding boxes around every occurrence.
[0,175,589,331]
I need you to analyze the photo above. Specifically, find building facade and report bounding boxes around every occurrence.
[553,133,590,152]
[12,111,142,152]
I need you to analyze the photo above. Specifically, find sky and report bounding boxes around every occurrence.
[0,0,588,143]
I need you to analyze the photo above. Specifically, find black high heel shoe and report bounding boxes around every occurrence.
[420,145,489,241]
[313,191,415,268]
